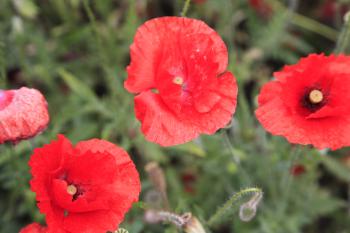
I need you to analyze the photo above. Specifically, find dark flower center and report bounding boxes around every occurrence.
[59,172,85,201]
[301,88,326,112]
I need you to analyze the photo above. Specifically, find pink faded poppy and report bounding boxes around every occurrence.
[0,87,49,144]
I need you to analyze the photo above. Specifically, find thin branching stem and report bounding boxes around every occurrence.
[335,12,350,54]
[207,187,263,227]
[292,13,338,41]
[348,182,350,216]
[181,0,191,17]
[278,146,302,215]
[0,41,6,87]
[82,0,105,62]
[269,0,338,41]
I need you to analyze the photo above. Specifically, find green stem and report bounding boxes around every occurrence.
[292,13,338,41]
[207,187,262,227]
[268,0,338,41]
[335,12,350,54]
[0,41,6,87]
[181,0,191,17]
[83,0,102,51]
[278,146,302,215]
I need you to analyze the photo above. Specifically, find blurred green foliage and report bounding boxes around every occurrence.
[1,0,350,232]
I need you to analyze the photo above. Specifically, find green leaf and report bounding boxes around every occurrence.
[57,68,97,101]
[171,142,206,157]
[13,0,38,19]
[320,155,350,182]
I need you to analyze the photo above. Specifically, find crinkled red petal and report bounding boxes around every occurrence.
[125,17,228,93]
[125,17,237,146]
[20,223,47,233]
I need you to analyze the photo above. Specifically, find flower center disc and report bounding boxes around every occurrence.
[67,184,77,195]
[308,90,323,104]
[172,76,184,85]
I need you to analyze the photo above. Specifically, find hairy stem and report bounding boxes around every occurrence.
[269,0,338,41]
[207,187,263,227]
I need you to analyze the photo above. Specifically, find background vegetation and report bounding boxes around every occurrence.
[1,0,350,232]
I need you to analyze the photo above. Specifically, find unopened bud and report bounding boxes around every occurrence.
[239,192,263,222]
[183,214,206,233]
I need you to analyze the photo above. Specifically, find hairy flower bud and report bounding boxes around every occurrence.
[239,192,263,222]
[115,228,129,233]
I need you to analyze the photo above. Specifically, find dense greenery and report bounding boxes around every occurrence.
[1,0,350,232]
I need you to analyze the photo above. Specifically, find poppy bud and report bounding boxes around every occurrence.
[183,214,206,233]
[239,192,263,222]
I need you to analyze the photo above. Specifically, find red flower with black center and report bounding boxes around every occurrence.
[20,223,47,233]
[0,87,49,144]
[256,54,350,150]
[29,135,141,233]
[125,17,238,146]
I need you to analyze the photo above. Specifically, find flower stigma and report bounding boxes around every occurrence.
[67,184,78,195]
[173,76,184,85]
[309,89,323,104]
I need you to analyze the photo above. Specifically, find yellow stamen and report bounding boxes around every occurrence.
[172,76,184,85]
[67,184,77,195]
[309,90,323,104]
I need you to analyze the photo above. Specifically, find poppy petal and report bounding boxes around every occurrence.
[134,91,199,146]
[125,17,228,93]
[20,223,47,233]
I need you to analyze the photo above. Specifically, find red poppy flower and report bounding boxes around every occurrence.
[20,223,47,233]
[0,87,49,144]
[181,172,197,194]
[29,135,141,233]
[125,17,238,146]
[248,0,273,18]
[256,54,350,150]
[319,0,349,22]
[290,164,306,176]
